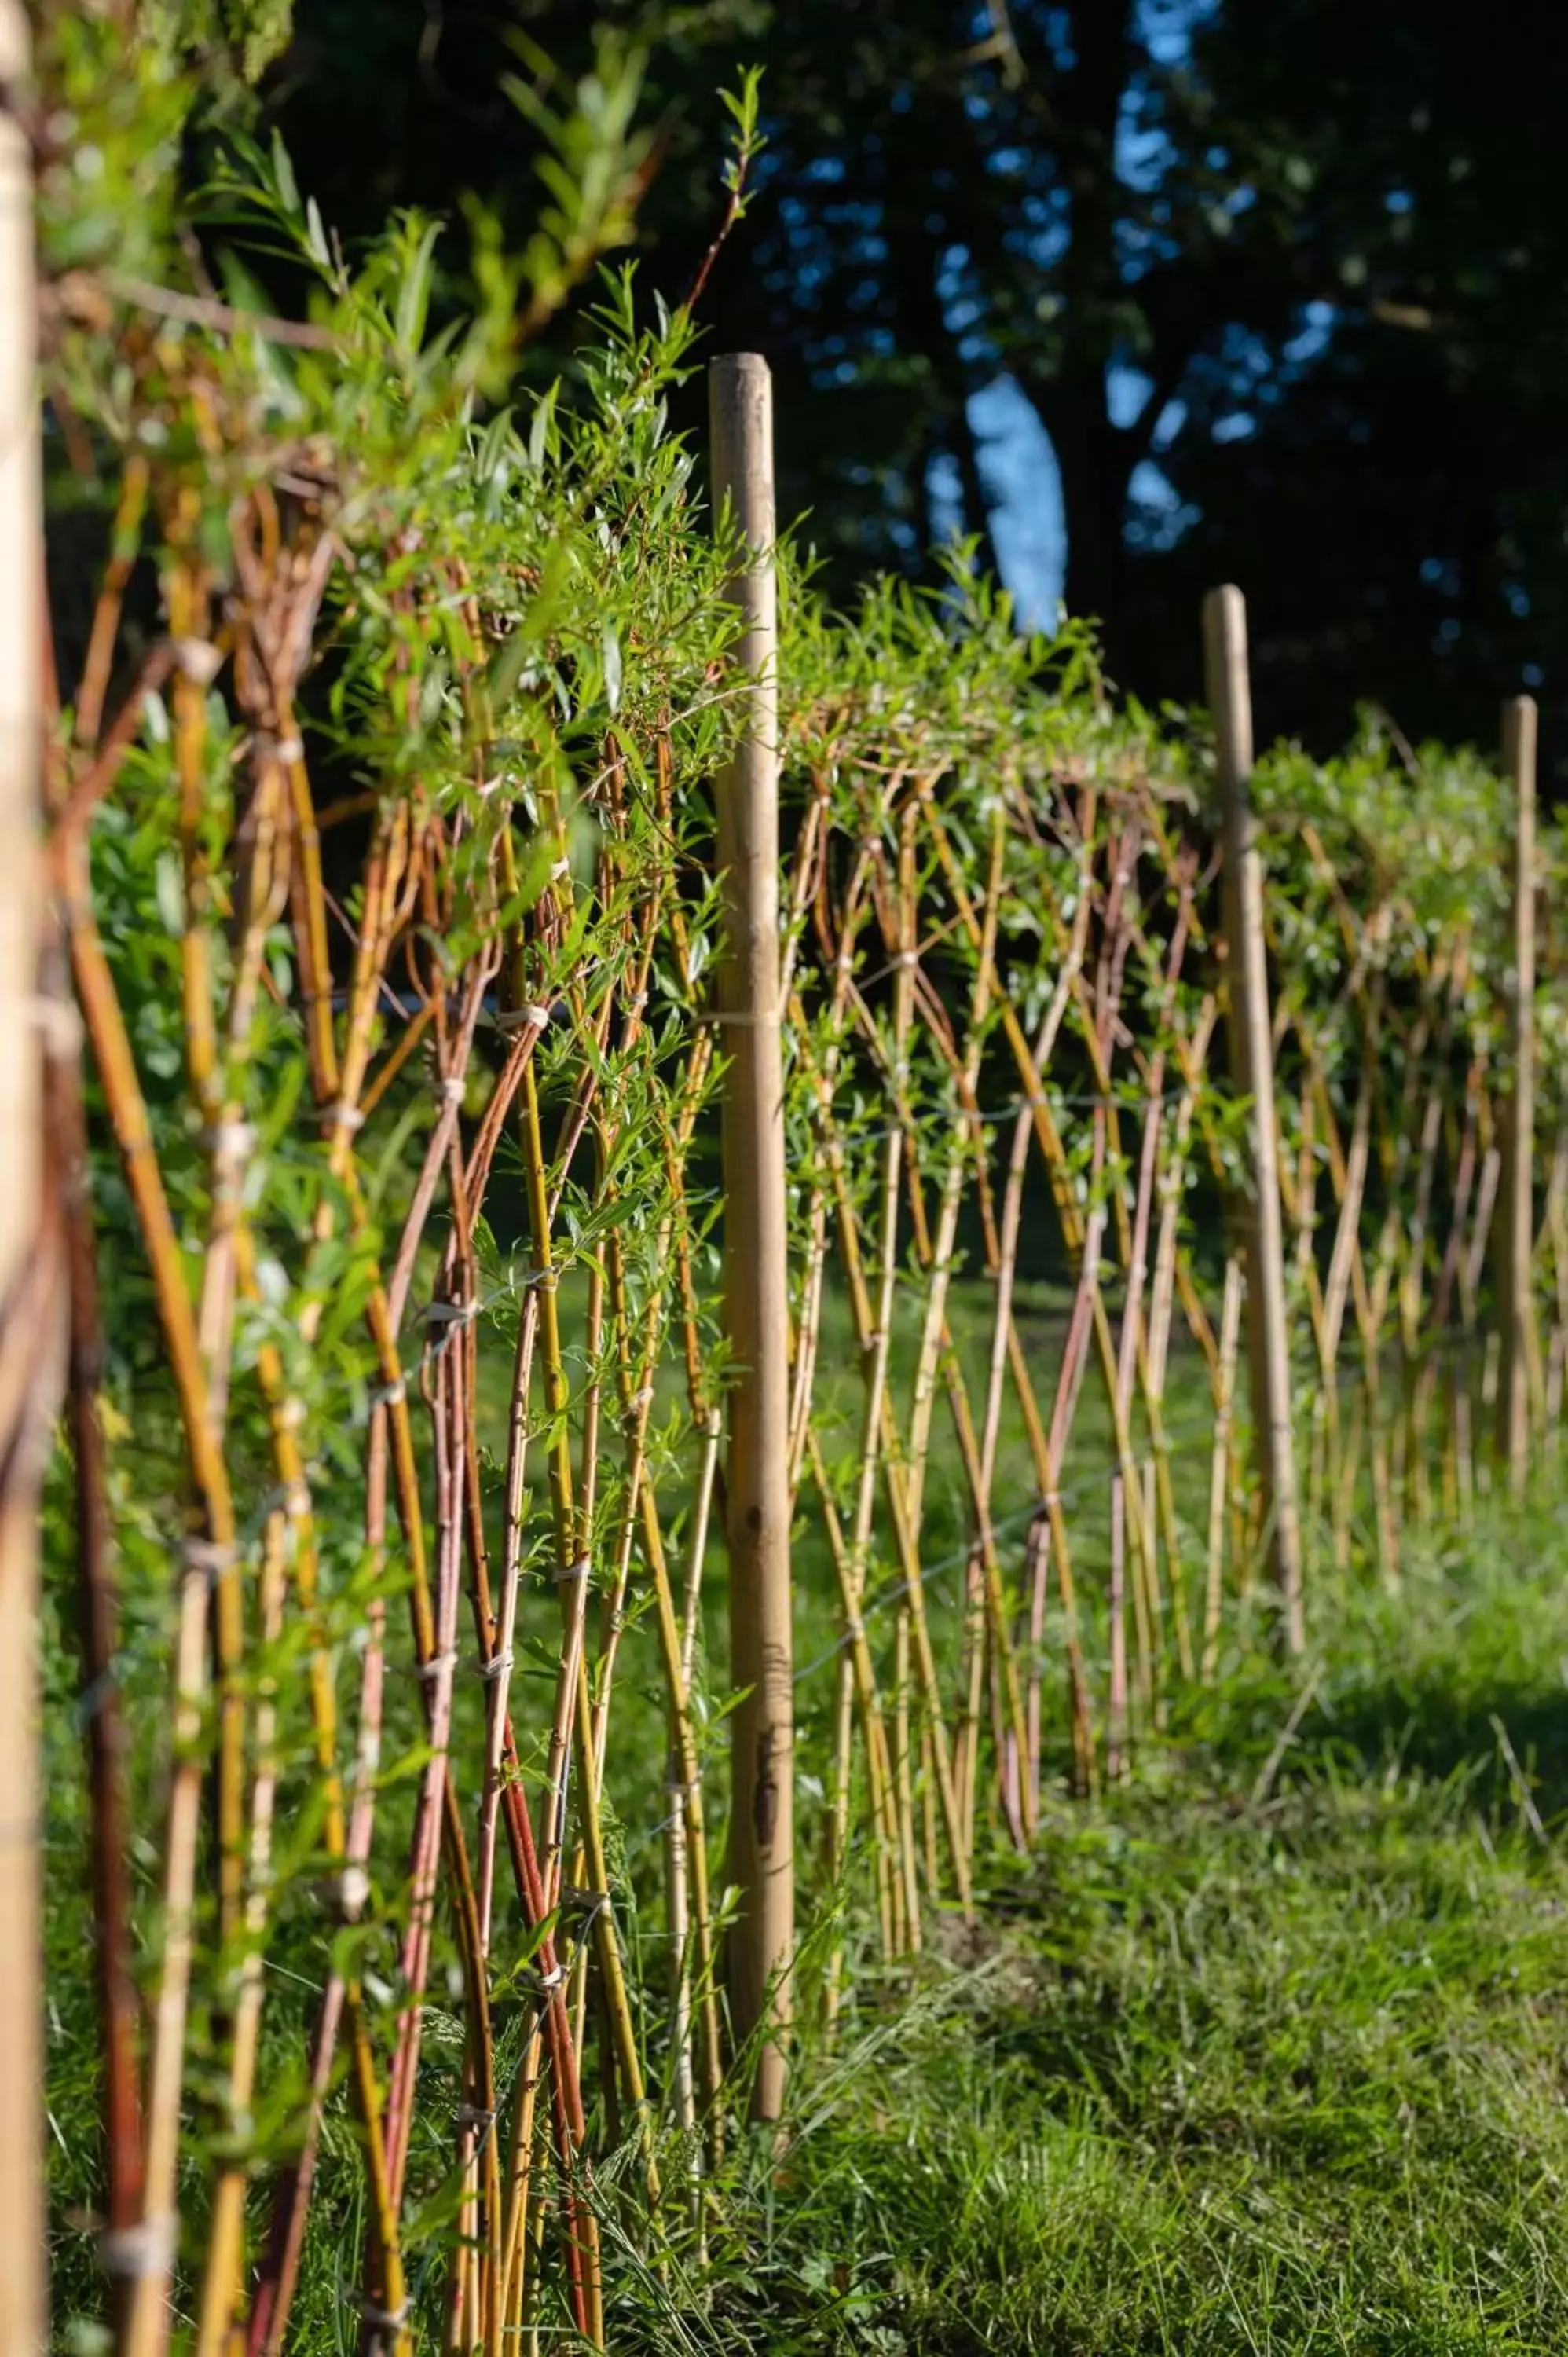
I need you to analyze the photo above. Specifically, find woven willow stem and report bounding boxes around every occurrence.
[479,1281,538,1944]
[681,1407,723,1688]
[238,1200,402,2357]
[463,1450,599,2349]
[195,695,313,2355]
[196,1509,286,2357]
[67,845,255,2357]
[518,1050,654,2180]
[275,785,446,2348]
[831,814,917,1948]
[45,975,141,2354]
[1202,1259,1246,1681]
[75,456,150,755]
[585,1216,725,2137]
[1106,1474,1128,1785]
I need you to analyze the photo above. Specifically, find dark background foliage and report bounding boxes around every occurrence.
[235,0,1568,775]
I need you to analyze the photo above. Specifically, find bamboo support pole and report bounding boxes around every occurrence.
[0,5,48,2339]
[1497,695,1537,1495]
[709,353,793,2121]
[1204,585,1305,1653]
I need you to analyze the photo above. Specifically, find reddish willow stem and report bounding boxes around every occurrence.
[517,1042,654,2153]
[452,1098,600,2340]
[240,1182,405,2356]
[64,800,251,2357]
[195,658,319,2357]
[46,966,145,2298]
[234,733,413,2357]
[381,959,496,2210]
[74,455,150,755]
[43,634,148,2327]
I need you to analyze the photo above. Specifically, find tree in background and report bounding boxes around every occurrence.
[247,0,1568,759]
[1130,0,1568,760]
[265,0,1330,683]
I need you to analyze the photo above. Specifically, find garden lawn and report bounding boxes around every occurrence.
[624,1508,1568,2355]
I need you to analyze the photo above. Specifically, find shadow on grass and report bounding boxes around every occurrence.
[1130,1525,1568,1827]
[1301,1678,1568,1825]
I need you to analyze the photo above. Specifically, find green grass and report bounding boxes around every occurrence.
[610,1511,1568,2354]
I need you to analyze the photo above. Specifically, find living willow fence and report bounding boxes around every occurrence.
[14,25,1568,2357]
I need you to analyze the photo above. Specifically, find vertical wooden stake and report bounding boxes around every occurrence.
[0,2,47,2345]
[709,354,793,2122]
[1497,694,1537,1495]
[1205,586,1305,1654]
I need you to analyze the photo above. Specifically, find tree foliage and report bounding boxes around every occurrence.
[256,0,1568,761]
